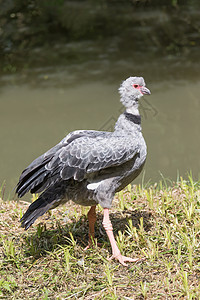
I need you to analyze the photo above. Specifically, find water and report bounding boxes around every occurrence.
[1,72,200,199]
[1,3,200,198]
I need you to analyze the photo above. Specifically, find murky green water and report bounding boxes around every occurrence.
[1,2,200,198]
[1,72,200,198]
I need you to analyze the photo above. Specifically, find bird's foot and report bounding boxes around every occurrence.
[108,253,145,266]
[83,239,101,251]
[83,244,90,251]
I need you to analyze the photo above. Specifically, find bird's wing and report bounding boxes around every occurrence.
[47,134,139,181]
[16,130,109,197]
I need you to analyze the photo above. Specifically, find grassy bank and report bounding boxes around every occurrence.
[0,176,200,299]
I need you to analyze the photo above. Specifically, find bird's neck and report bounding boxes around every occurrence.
[126,104,139,116]
[114,105,142,133]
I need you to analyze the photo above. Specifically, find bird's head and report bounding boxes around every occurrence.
[118,76,151,109]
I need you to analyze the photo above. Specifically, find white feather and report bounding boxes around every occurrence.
[87,182,102,190]
[126,105,140,115]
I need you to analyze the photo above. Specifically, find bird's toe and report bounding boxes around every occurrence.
[108,253,145,266]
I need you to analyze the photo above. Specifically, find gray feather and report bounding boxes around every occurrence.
[16,76,150,229]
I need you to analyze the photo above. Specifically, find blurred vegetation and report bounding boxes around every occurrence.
[0,0,200,73]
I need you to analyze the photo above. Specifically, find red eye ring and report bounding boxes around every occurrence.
[133,84,139,88]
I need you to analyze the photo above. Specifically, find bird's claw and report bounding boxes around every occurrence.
[108,253,145,266]
[83,244,90,251]
[83,240,101,251]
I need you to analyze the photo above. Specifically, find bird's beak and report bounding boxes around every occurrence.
[140,86,151,95]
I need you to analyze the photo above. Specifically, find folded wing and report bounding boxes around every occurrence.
[16,131,138,197]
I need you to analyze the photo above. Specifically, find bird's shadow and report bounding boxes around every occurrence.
[22,209,153,259]
[108,210,152,232]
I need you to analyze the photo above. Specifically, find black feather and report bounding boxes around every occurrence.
[16,167,48,197]
[21,197,57,230]
[20,182,67,229]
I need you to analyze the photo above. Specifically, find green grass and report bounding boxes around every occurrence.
[0,176,200,299]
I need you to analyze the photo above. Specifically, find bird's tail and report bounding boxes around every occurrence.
[20,183,66,230]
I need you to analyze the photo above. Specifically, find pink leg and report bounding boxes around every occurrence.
[102,208,142,266]
[84,205,96,250]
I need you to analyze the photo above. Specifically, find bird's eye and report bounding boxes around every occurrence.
[133,84,139,88]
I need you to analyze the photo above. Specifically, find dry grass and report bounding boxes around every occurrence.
[0,176,200,299]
